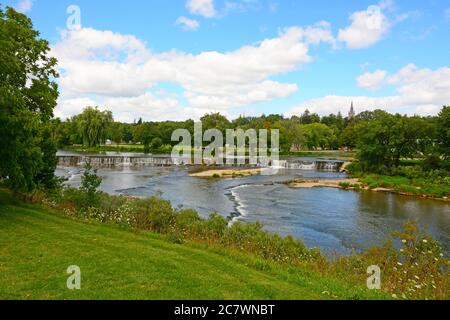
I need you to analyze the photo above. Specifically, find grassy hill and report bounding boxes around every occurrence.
[0,191,387,300]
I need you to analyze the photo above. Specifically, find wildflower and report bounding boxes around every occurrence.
[397,262,403,266]
[423,239,428,244]
[402,240,407,244]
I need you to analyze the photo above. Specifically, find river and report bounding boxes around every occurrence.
[56,154,450,256]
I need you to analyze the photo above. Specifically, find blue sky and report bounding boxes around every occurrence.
[5,0,450,121]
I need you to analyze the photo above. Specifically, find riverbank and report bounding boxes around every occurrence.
[0,190,387,300]
[287,176,450,202]
[189,168,262,178]
[287,178,360,189]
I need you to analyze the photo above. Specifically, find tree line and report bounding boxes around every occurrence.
[53,106,450,170]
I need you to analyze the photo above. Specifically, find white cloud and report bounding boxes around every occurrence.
[175,16,200,31]
[55,97,98,119]
[186,0,216,18]
[338,3,390,49]
[357,70,387,90]
[16,0,33,13]
[287,64,450,117]
[52,24,335,120]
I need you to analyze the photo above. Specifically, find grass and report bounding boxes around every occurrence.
[64,144,147,153]
[286,150,355,161]
[0,190,388,300]
[359,174,450,199]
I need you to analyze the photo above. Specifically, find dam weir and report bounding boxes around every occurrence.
[57,152,344,171]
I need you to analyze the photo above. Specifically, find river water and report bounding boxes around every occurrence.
[56,163,450,256]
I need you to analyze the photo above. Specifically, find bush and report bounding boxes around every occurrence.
[333,221,449,300]
[131,197,175,233]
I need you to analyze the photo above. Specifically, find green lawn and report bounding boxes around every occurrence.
[0,192,387,300]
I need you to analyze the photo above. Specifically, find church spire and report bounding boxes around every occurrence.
[349,101,355,119]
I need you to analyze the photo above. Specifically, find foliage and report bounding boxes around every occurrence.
[437,106,450,159]
[74,107,113,147]
[354,110,438,172]
[0,6,58,192]
[333,221,449,300]
[79,162,103,206]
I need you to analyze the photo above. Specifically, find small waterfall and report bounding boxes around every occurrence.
[286,160,316,170]
[57,154,344,172]
[271,160,287,169]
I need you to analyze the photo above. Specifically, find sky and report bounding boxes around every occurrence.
[4,0,450,122]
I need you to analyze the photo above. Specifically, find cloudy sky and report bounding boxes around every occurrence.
[7,0,450,122]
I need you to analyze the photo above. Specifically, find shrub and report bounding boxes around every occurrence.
[339,182,351,189]
[332,221,449,300]
[131,197,175,233]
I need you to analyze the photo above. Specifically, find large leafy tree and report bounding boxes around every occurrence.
[74,107,113,147]
[355,111,436,171]
[0,6,59,192]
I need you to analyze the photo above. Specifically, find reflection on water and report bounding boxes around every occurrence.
[56,166,450,256]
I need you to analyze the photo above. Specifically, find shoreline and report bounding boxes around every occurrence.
[287,178,450,202]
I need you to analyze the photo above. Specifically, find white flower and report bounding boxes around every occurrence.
[422,239,428,244]
[402,240,407,244]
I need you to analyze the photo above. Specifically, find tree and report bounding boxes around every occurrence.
[201,113,231,134]
[75,107,113,147]
[150,137,162,150]
[300,109,320,124]
[80,162,103,206]
[283,120,308,151]
[302,123,337,150]
[0,7,59,192]
[321,113,345,132]
[34,123,60,190]
[109,122,124,145]
[436,106,450,160]
[355,111,397,171]
[340,123,358,151]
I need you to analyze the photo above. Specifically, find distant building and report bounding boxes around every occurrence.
[348,101,356,119]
